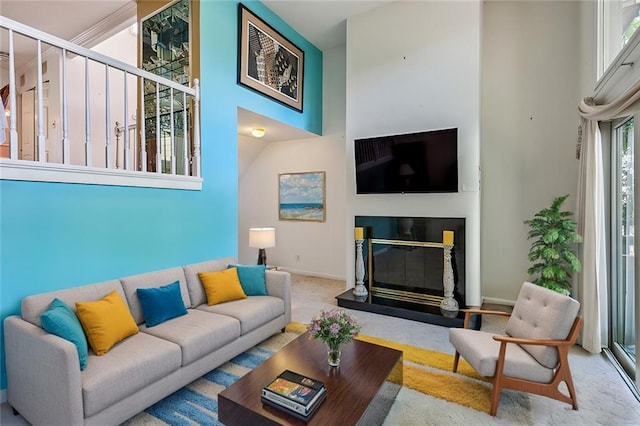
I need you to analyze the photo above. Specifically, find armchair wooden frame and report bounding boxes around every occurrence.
[452,308,584,416]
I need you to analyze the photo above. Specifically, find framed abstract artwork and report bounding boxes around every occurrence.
[238,4,304,112]
[279,171,325,222]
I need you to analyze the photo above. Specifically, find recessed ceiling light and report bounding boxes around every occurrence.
[251,128,265,138]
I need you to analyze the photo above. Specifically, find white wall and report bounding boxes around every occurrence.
[345,1,482,306]
[481,1,583,303]
[238,46,347,280]
[238,1,593,305]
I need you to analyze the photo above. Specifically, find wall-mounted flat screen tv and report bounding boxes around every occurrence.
[354,128,458,194]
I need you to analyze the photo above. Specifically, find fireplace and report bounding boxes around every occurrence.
[337,216,478,328]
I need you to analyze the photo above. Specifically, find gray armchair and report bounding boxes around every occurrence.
[449,281,583,416]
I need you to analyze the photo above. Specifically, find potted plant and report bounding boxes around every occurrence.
[524,194,582,295]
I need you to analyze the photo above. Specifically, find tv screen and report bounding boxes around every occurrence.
[354,128,458,194]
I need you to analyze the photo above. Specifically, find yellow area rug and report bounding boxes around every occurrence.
[285,322,494,414]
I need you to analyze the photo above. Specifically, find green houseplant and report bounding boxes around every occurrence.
[524,194,582,295]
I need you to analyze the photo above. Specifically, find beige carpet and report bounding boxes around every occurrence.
[289,274,640,425]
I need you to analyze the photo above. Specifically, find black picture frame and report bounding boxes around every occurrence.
[238,4,304,112]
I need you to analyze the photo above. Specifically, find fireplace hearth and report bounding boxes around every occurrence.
[337,216,479,329]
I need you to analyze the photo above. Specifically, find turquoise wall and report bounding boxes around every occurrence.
[0,0,322,391]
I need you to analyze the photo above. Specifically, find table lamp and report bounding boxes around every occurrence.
[249,227,276,265]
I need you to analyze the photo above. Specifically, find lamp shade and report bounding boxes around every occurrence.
[249,227,276,248]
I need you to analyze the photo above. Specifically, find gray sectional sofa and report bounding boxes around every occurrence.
[3,257,291,426]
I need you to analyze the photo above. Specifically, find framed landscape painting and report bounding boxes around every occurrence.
[279,172,325,222]
[238,3,304,112]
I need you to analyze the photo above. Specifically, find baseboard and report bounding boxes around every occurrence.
[279,268,346,282]
[481,296,516,307]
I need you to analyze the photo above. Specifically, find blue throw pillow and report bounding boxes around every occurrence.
[227,264,268,296]
[40,298,89,370]
[136,281,188,327]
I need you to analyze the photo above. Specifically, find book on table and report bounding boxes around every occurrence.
[261,370,327,419]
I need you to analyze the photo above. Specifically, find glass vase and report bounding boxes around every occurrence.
[327,342,341,367]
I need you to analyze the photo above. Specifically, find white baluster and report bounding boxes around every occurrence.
[105,64,112,168]
[123,71,130,171]
[8,30,18,159]
[36,40,45,162]
[183,91,188,176]
[155,81,161,173]
[84,57,92,166]
[193,79,200,178]
[170,87,175,175]
[61,48,69,164]
[140,76,147,172]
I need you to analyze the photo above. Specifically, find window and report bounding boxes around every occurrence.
[611,116,636,383]
[598,0,640,78]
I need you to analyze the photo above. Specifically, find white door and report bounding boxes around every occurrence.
[20,83,51,162]
[20,89,35,160]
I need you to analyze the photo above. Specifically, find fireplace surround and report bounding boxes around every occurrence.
[337,216,478,328]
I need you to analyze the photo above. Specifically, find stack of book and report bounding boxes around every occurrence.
[261,370,327,421]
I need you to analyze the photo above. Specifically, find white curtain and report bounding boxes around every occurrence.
[577,79,640,353]
[575,118,607,353]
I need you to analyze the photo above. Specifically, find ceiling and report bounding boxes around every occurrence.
[0,0,389,142]
[0,1,132,43]
[0,0,390,51]
[262,0,391,51]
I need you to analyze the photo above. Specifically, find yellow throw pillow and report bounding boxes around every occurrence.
[75,290,139,356]
[198,268,247,305]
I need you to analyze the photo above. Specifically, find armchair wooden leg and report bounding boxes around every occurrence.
[489,340,508,416]
[556,348,579,410]
[453,351,460,372]
[566,377,578,410]
[490,385,501,416]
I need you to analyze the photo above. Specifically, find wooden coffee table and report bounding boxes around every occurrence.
[218,331,403,425]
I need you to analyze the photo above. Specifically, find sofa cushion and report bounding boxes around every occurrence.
[198,268,247,305]
[21,280,125,327]
[136,281,188,327]
[505,282,580,369]
[197,296,284,335]
[120,267,190,324]
[183,257,236,307]
[228,264,268,296]
[139,309,241,366]
[75,291,139,356]
[449,328,554,383]
[82,332,182,417]
[40,298,89,370]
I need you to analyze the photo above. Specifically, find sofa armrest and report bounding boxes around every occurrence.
[265,270,291,325]
[4,315,84,426]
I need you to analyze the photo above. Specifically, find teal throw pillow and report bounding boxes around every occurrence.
[40,298,89,370]
[136,281,188,327]
[227,264,268,296]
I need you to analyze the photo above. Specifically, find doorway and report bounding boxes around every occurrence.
[19,82,50,161]
[611,116,637,392]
